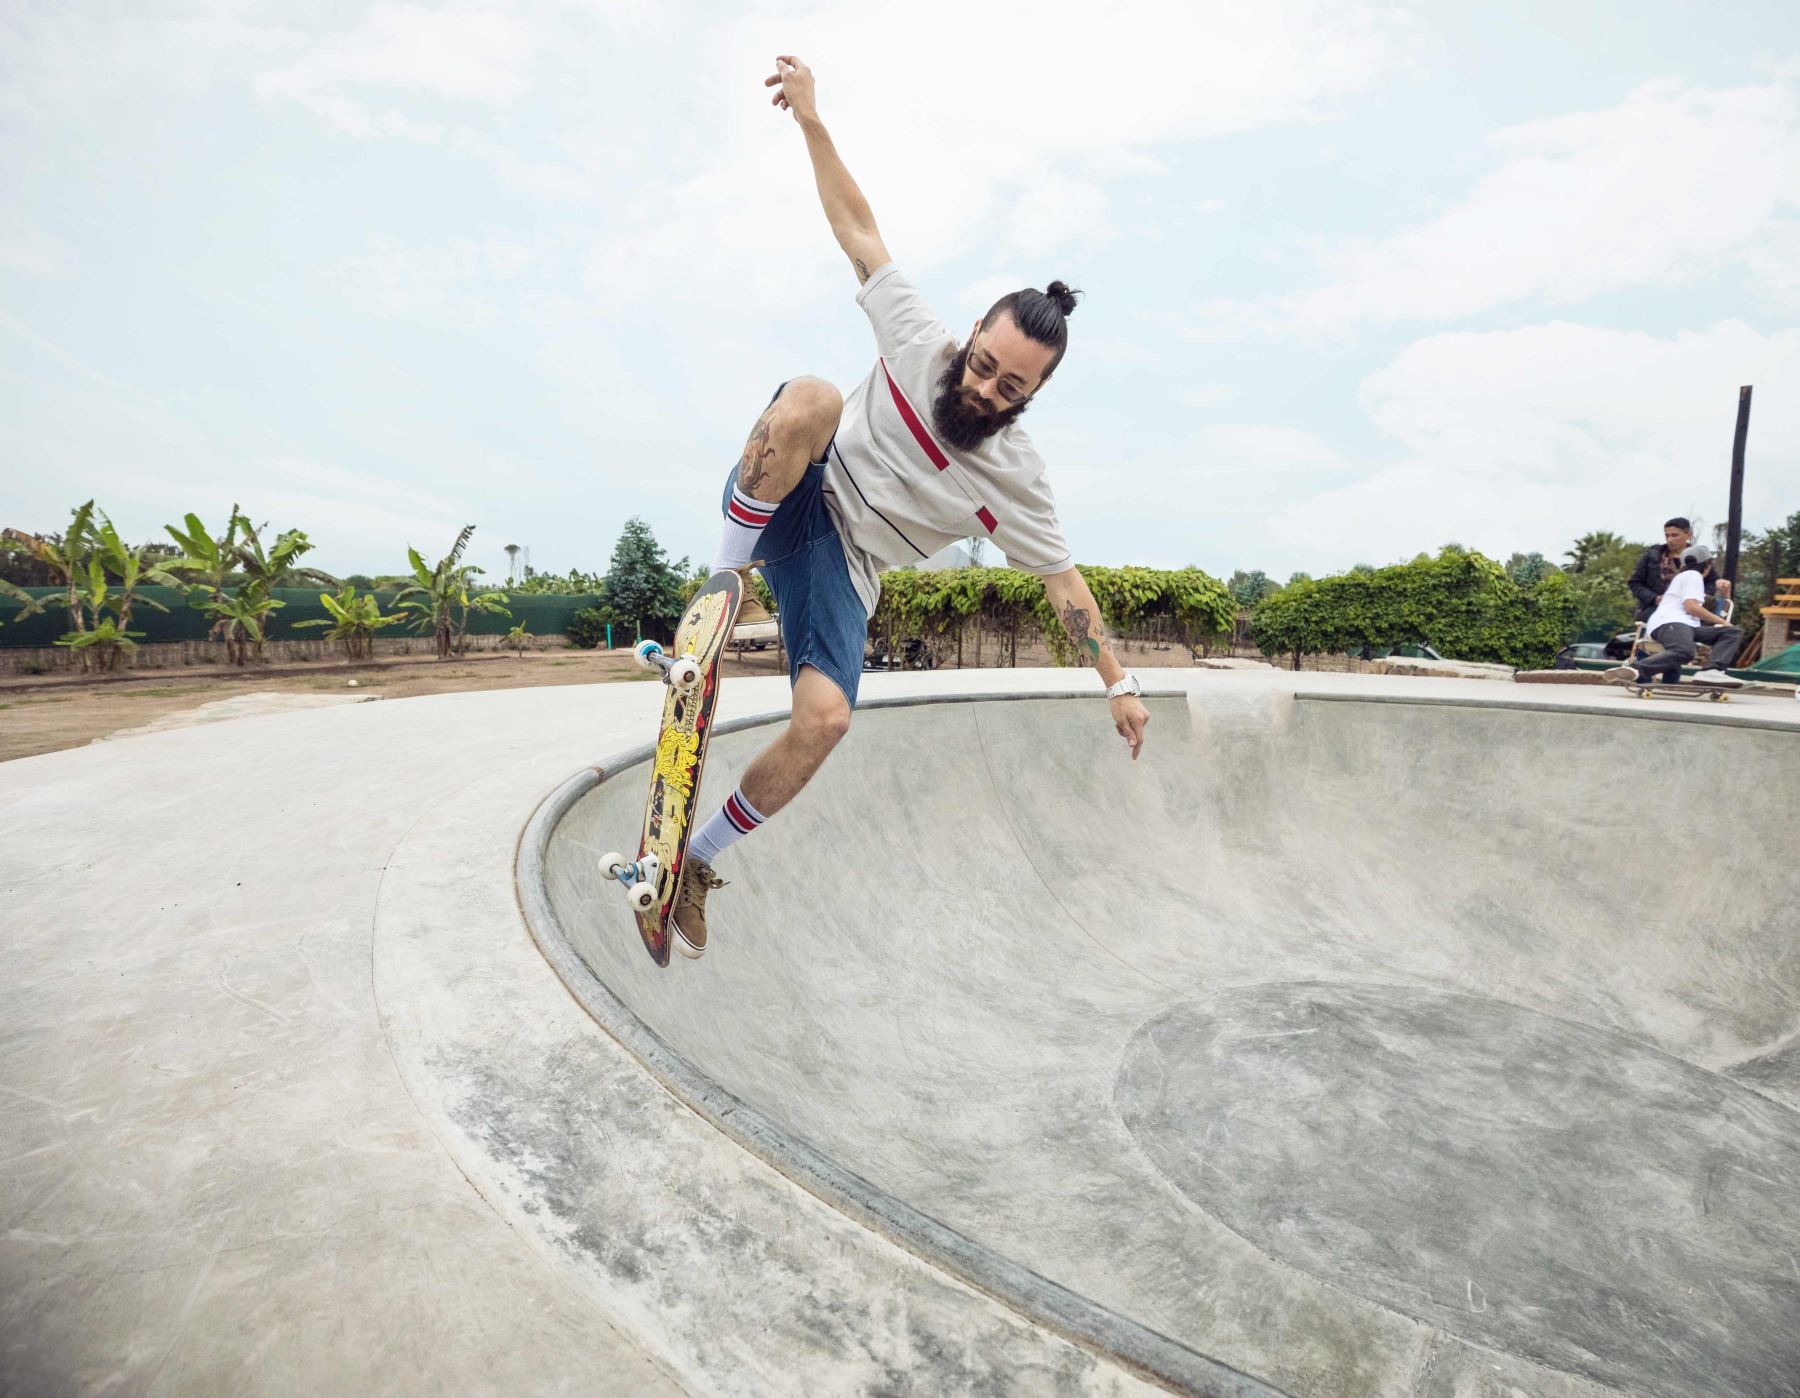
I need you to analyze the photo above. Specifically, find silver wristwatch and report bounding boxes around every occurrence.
[1105,672,1141,699]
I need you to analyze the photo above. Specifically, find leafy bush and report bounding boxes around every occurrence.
[869,565,1234,665]
[1249,547,1578,669]
[567,607,606,649]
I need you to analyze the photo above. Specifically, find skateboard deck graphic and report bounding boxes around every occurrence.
[631,569,742,965]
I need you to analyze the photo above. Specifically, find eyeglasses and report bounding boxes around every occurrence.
[967,342,1032,405]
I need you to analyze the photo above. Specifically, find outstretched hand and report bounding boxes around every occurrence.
[1111,695,1149,761]
[764,55,817,122]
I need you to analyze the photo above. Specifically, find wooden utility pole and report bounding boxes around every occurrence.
[1725,386,1751,587]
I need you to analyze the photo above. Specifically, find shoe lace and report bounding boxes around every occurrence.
[683,864,727,896]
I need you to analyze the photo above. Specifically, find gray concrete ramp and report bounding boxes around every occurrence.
[528,690,1800,1398]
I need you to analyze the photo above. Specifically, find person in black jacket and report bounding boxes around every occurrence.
[1627,517,1731,622]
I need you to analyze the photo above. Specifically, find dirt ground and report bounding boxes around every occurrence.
[0,644,797,764]
[0,632,1249,765]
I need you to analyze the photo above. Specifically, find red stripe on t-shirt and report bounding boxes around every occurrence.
[880,358,949,471]
[879,357,1003,539]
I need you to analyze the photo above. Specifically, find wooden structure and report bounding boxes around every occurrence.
[1759,578,1800,662]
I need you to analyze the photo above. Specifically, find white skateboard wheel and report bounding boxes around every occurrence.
[599,850,628,881]
[633,639,662,670]
[629,883,657,913]
[668,657,702,692]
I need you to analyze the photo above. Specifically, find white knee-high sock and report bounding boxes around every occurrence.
[714,484,776,571]
[688,787,767,868]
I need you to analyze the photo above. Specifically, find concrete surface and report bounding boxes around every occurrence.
[3,667,1796,1396]
[531,683,1800,1398]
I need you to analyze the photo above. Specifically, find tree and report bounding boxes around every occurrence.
[515,566,605,595]
[396,526,511,659]
[1564,530,1625,574]
[601,517,689,639]
[1,577,46,629]
[1226,569,1277,608]
[28,502,99,649]
[1504,552,1560,588]
[295,584,407,661]
[24,503,179,672]
[1560,532,1647,640]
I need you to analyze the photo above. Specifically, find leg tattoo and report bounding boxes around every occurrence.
[739,408,778,497]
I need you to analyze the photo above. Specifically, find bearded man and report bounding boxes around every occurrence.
[671,54,1151,958]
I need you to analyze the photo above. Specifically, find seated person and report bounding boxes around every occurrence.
[1628,516,1731,622]
[1606,544,1743,687]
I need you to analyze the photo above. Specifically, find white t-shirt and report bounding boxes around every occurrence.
[821,264,1074,617]
[1644,570,1705,632]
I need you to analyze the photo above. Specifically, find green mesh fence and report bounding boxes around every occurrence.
[1,588,603,648]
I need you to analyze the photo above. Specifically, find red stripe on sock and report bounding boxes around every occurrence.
[728,496,775,527]
[724,793,761,833]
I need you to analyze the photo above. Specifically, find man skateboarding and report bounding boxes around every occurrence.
[671,54,1152,958]
[1604,544,1744,690]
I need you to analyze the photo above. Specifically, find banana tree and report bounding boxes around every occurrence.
[163,507,244,646]
[236,515,330,593]
[395,526,511,659]
[295,584,406,661]
[29,501,99,641]
[1,578,46,629]
[504,621,531,658]
[89,511,179,642]
[202,585,284,667]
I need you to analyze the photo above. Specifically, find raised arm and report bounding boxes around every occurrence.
[766,55,891,285]
[1043,566,1151,760]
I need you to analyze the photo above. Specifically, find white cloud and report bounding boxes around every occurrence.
[1289,76,1800,330]
[584,0,1404,307]
[256,4,533,108]
[1270,319,1800,568]
[1744,217,1800,312]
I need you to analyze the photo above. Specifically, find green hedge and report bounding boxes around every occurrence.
[871,565,1236,663]
[3,588,602,648]
[1249,549,1578,669]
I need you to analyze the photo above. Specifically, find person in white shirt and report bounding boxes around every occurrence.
[669,53,1153,958]
[1604,545,1743,688]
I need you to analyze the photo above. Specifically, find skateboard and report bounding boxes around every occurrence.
[598,569,742,966]
[1625,680,1734,703]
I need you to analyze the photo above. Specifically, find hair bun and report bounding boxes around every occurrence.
[1044,280,1080,316]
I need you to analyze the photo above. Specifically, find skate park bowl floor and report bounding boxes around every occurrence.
[520,689,1800,1398]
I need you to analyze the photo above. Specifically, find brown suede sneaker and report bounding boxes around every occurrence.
[734,569,773,628]
[671,858,726,959]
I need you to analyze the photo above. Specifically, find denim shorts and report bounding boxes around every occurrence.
[721,389,866,706]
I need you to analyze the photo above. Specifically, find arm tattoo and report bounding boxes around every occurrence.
[1059,600,1106,665]
[854,258,870,283]
[739,411,778,495]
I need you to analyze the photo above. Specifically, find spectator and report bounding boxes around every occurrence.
[1606,545,1744,688]
[1628,517,1731,622]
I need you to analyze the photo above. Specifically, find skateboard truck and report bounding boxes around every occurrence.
[599,850,661,913]
[633,639,702,693]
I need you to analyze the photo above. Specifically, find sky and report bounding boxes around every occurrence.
[2,0,1797,587]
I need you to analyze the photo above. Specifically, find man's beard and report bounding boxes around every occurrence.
[931,342,1030,452]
